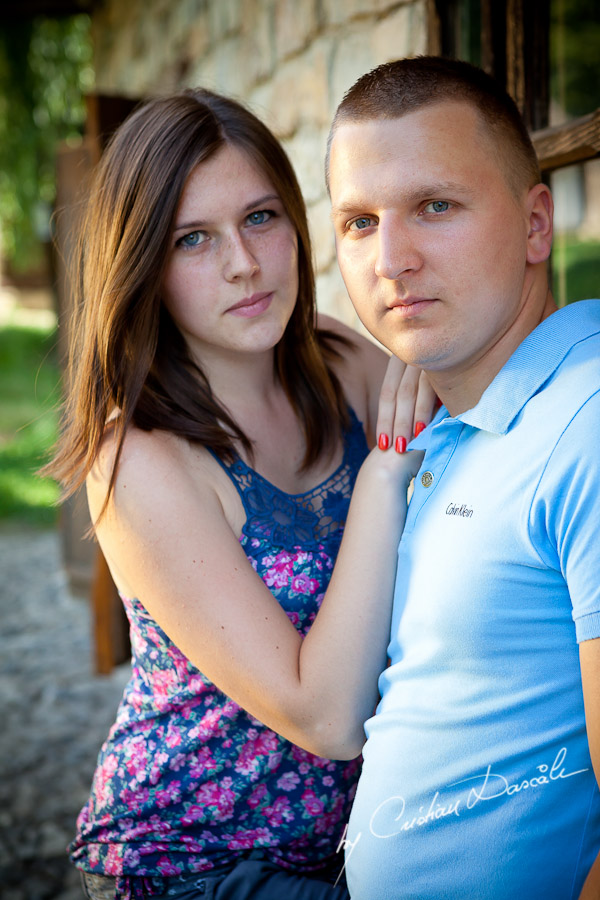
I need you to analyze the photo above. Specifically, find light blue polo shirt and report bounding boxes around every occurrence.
[345,300,600,900]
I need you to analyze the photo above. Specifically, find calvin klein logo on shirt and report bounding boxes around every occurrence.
[446,502,474,518]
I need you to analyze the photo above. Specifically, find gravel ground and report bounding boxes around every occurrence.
[0,527,130,899]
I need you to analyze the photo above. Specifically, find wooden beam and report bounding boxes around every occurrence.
[427,0,442,55]
[533,110,600,172]
[91,548,130,675]
[480,0,507,87]
[506,0,526,114]
[85,94,140,166]
[506,0,549,131]
[0,0,96,18]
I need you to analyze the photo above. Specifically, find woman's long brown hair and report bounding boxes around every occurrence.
[45,89,351,516]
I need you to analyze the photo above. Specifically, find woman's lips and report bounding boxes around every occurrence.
[227,292,273,317]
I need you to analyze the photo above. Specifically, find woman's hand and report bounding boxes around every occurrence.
[375,355,437,453]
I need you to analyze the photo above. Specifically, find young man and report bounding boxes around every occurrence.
[327,57,600,899]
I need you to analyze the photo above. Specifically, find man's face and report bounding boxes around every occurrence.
[329,101,539,393]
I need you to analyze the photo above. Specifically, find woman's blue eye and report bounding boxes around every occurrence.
[178,231,206,248]
[247,210,272,225]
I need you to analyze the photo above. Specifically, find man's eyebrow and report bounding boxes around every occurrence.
[174,194,281,232]
[330,181,474,219]
[409,181,474,200]
[330,202,362,220]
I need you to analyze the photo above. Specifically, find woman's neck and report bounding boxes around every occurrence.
[199,346,280,413]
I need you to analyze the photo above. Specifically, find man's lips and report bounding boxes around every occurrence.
[386,297,438,318]
[227,292,273,317]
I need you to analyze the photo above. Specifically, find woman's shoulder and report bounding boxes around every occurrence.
[90,421,187,482]
[86,422,246,594]
[86,422,223,524]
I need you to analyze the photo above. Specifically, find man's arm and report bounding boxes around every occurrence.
[578,638,600,899]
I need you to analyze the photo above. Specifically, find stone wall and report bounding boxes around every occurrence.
[91,0,428,325]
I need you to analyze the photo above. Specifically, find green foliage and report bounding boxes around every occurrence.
[550,0,600,118]
[0,15,93,271]
[0,318,61,526]
[553,237,600,307]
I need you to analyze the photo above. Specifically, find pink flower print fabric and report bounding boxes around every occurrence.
[69,409,368,879]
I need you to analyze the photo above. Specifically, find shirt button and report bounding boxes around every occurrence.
[421,471,434,488]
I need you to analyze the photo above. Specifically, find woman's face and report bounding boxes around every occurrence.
[161,143,299,367]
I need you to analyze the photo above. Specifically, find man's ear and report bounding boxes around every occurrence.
[526,183,554,265]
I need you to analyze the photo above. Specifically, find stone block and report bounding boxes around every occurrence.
[194,37,251,98]
[245,87,282,136]
[315,263,358,325]
[370,1,427,61]
[197,1,275,98]
[283,125,329,205]
[238,1,276,89]
[178,0,210,34]
[187,51,220,94]
[274,0,320,62]
[329,1,426,116]
[208,0,243,42]
[250,40,331,138]
[321,0,392,27]
[307,193,337,273]
[329,28,379,115]
[185,17,211,65]
[94,0,167,95]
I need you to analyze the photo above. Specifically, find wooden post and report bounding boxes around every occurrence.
[91,547,130,675]
[54,92,140,674]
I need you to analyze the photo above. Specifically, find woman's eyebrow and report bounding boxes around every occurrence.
[243,193,280,212]
[174,194,282,232]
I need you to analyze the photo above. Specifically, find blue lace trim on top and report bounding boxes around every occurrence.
[209,407,369,553]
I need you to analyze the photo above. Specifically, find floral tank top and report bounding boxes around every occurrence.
[70,408,369,878]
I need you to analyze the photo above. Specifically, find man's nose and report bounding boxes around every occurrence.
[222,231,260,282]
[374,217,423,280]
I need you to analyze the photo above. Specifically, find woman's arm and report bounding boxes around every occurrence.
[578,639,600,898]
[89,364,427,761]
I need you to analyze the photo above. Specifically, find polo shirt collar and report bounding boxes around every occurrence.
[411,300,600,444]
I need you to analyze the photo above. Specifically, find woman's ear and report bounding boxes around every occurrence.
[526,183,554,265]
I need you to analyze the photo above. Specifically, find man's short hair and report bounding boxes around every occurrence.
[326,56,541,197]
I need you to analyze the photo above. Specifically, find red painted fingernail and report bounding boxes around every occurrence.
[414,421,426,437]
[378,433,389,451]
[395,436,407,454]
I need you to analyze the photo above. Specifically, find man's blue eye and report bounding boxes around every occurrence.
[351,217,373,230]
[427,201,450,213]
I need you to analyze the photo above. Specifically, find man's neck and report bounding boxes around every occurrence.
[431,289,557,417]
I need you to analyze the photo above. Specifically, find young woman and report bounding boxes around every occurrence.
[47,88,433,900]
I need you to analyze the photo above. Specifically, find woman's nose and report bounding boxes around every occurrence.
[222,232,260,282]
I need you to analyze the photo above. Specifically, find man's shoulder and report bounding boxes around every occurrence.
[461,301,600,435]
[545,298,600,342]
[535,301,600,401]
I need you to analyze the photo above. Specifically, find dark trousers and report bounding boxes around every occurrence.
[81,858,350,900]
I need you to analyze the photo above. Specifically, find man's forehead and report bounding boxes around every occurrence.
[331,100,484,152]
[328,102,496,203]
